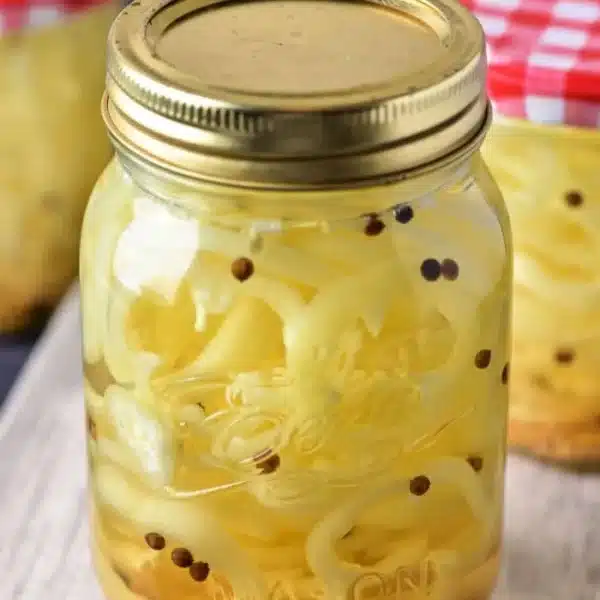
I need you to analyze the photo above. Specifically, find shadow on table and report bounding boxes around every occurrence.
[0,306,52,406]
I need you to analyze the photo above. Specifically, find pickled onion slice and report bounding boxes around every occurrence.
[284,261,408,374]
[196,224,334,288]
[306,458,489,598]
[81,162,134,364]
[94,463,268,600]
[105,385,174,486]
[188,256,305,329]
[170,296,288,382]
[114,196,199,304]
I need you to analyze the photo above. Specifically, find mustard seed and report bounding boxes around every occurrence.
[364,214,385,236]
[171,548,194,568]
[554,348,574,364]
[257,454,281,475]
[467,456,484,472]
[440,258,459,281]
[501,363,510,384]
[409,475,431,496]
[393,204,414,224]
[474,349,492,369]
[189,562,211,582]
[231,257,254,282]
[565,191,583,208]
[420,259,441,282]
[144,533,166,551]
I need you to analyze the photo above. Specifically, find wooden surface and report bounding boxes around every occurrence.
[1,287,599,600]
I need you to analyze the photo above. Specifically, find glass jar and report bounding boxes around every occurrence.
[0,0,117,331]
[81,1,512,599]
[460,0,600,466]
[483,119,600,466]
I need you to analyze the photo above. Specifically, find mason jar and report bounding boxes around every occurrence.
[81,1,512,599]
[0,0,117,331]
[461,0,600,466]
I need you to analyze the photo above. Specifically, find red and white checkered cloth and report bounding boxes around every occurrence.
[0,0,111,35]
[461,0,600,128]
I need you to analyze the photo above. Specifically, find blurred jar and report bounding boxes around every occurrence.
[462,0,600,464]
[0,0,117,331]
[82,1,511,600]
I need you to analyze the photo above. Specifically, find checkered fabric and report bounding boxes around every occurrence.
[461,0,600,128]
[0,0,110,35]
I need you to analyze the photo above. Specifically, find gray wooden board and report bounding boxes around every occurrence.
[0,287,599,600]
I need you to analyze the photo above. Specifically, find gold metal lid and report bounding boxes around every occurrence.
[104,0,489,189]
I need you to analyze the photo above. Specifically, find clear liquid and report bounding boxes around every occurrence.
[82,158,510,600]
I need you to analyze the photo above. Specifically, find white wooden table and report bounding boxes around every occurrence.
[1,287,599,600]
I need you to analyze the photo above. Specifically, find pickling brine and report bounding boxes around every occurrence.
[82,155,509,600]
[82,0,511,598]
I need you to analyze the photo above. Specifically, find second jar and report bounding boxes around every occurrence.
[462,0,600,466]
[81,1,512,600]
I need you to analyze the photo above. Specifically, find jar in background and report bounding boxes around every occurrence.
[81,1,511,599]
[462,0,600,465]
[0,0,117,331]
